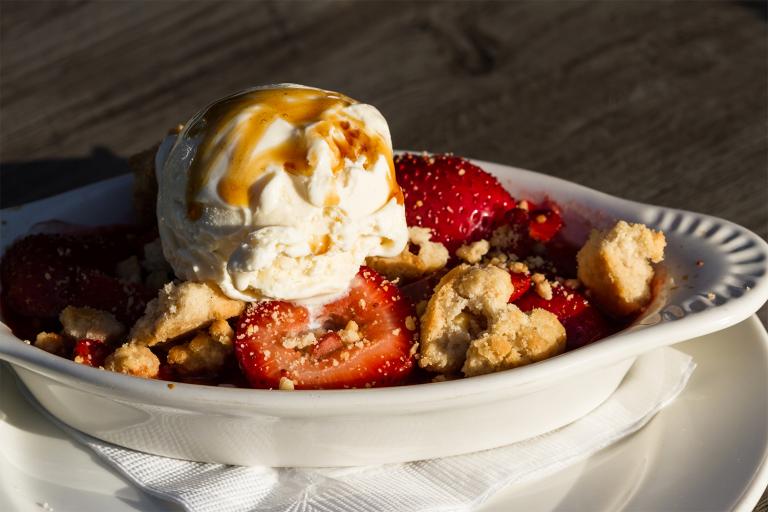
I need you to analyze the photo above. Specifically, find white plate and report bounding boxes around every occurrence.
[1,162,767,467]
[1,315,766,511]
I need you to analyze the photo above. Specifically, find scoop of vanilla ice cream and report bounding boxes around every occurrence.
[156,84,408,304]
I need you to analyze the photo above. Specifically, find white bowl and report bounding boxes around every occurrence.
[1,159,767,467]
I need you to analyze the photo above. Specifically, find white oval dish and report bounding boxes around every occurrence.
[1,158,767,467]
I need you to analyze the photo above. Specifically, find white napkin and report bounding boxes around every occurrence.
[38,347,695,512]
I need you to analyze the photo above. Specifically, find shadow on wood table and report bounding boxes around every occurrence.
[0,148,131,208]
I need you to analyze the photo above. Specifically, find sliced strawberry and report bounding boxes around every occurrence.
[235,267,416,389]
[1,230,153,325]
[515,284,615,350]
[528,208,563,242]
[70,269,153,325]
[73,338,111,367]
[1,244,76,318]
[508,272,532,302]
[3,227,145,275]
[396,153,515,253]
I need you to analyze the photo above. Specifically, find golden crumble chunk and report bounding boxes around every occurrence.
[34,332,67,355]
[419,264,566,376]
[104,343,160,378]
[128,281,244,346]
[531,273,553,300]
[456,239,490,264]
[208,318,234,345]
[576,220,666,317]
[366,227,449,282]
[167,330,231,377]
[59,306,125,343]
[462,308,566,377]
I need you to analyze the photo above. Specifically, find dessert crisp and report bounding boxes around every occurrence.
[0,84,667,389]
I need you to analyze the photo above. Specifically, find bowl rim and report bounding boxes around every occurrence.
[1,155,767,413]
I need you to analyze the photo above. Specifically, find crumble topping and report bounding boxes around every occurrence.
[104,343,160,378]
[59,306,125,343]
[462,307,566,377]
[283,332,318,350]
[34,331,67,355]
[456,239,490,264]
[128,281,245,346]
[167,320,234,377]
[339,320,362,344]
[489,225,521,250]
[576,220,666,317]
[419,264,566,375]
[509,261,529,274]
[531,273,553,300]
[366,227,449,282]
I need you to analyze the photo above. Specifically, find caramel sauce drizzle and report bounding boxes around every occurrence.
[185,86,403,220]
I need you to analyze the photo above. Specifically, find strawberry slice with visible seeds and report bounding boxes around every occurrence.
[235,267,416,389]
[396,153,515,253]
[515,284,615,350]
[73,338,111,367]
[1,249,76,319]
[1,230,153,324]
[70,269,153,325]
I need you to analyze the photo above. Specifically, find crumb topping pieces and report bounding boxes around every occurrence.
[60,306,125,344]
[576,220,666,317]
[456,239,490,264]
[531,273,553,301]
[128,281,244,346]
[366,227,449,282]
[419,264,566,376]
[104,343,160,378]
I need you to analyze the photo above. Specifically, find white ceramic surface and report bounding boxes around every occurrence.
[0,160,767,467]
[2,316,766,511]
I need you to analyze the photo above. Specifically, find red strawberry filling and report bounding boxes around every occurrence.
[235,267,416,389]
[528,208,563,243]
[508,271,532,302]
[73,338,111,367]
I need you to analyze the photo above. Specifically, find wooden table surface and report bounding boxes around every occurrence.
[1,1,767,509]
